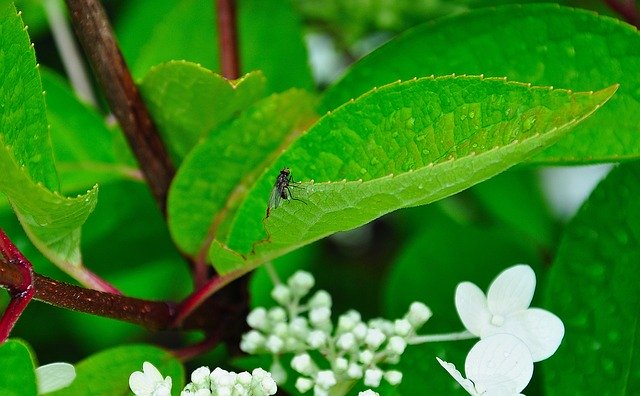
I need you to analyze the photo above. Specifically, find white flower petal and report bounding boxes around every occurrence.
[129,371,156,394]
[500,308,565,362]
[487,265,535,316]
[436,357,478,395]
[143,362,164,382]
[36,363,76,393]
[455,282,491,336]
[464,334,533,394]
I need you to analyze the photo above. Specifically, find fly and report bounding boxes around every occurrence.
[266,167,305,217]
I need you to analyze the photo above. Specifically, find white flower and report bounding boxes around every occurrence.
[437,334,533,396]
[129,362,172,396]
[455,264,564,362]
[358,390,380,396]
[36,362,76,394]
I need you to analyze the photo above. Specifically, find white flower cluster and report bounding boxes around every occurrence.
[437,265,565,395]
[129,362,277,396]
[240,271,432,395]
[181,367,277,396]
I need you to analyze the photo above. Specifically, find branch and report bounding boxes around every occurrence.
[64,0,175,214]
[604,0,640,28]
[0,255,175,330]
[216,0,240,79]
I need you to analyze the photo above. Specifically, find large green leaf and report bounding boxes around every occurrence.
[0,339,37,396]
[0,3,58,190]
[140,62,267,162]
[207,76,616,273]
[0,4,98,279]
[543,161,640,394]
[50,344,183,396]
[168,89,317,256]
[321,4,640,164]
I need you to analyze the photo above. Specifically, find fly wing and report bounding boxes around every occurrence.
[268,185,282,211]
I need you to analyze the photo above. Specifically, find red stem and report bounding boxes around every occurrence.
[216,0,240,79]
[604,0,640,28]
[0,231,35,342]
[64,0,175,214]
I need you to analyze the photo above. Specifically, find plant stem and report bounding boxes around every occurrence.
[64,0,175,215]
[408,330,476,344]
[172,268,245,326]
[604,0,640,28]
[0,231,35,342]
[0,253,175,331]
[216,0,240,79]
[43,0,98,106]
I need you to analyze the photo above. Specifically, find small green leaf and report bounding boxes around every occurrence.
[321,4,640,163]
[0,3,58,190]
[140,62,267,162]
[50,344,183,396]
[544,161,640,394]
[168,89,317,255]
[0,4,98,277]
[209,76,616,273]
[0,340,37,396]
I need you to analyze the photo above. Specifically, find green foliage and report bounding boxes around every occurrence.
[49,344,184,395]
[0,3,58,190]
[140,62,268,163]
[544,161,640,394]
[0,4,98,278]
[1,1,639,395]
[209,78,615,273]
[117,0,313,93]
[41,69,134,194]
[322,4,640,164]
[0,340,37,396]
[168,88,317,256]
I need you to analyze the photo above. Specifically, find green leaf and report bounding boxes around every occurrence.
[543,161,640,394]
[0,3,58,191]
[118,0,313,94]
[208,76,616,274]
[168,89,317,255]
[140,62,267,162]
[321,4,640,163]
[238,0,314,93]
[50,344,184,396]
[42,69,137,193]
[471,168,558,249]
[0,339,37,396]
[0,4,99,278]
[116,0,217,79]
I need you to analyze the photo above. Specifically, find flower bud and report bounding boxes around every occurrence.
[364,368,383,387]
[308,290,332,309]
[406,302,431,328]
[288,271,315,296]
[271,284,292,305]
[384,370,403,385]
